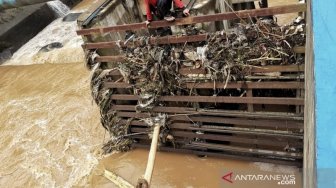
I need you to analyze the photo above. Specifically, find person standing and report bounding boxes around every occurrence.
[144,0,190,26]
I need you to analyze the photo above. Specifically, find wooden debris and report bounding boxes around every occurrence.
[104,170,134,188]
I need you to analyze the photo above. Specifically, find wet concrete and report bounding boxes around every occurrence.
[0,4,57,63]
[3,1,84,66]
[0,0,79,64]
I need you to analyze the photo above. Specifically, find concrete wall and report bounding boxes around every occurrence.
[0,4,57,51]
[0,0,80,64]
[0,0,50,9]
[312,0,336,187]
[0,3,58,64]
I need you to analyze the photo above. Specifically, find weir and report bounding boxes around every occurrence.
[0,0,71,64]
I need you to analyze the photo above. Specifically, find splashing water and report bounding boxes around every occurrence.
[0,0,102,186]
[3,1,84,66]
[47,0,70,17]
[0,63,105,188]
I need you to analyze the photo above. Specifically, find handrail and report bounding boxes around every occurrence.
[76,3,306,36]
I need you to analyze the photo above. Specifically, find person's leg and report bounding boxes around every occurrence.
[258,0,273,20]
[149,4,156,15]
[156,0,174,36]
[157,0,173,18]
[259,0,268,8]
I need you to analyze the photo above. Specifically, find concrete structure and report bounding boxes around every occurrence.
[0,0,81,64]
[0,3,58,64]
[0,0,51,10]
[312,0,336,187]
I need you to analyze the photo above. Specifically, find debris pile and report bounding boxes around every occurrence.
[90,18,306,153]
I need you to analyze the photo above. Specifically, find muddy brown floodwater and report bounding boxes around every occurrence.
[0,0,302,187]
[0,63,104,187]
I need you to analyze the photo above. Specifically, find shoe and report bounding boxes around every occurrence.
[164,16,175,22]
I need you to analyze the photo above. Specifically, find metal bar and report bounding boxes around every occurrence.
[104,81,305,89]
[169,116,302,128]
[185,142,302,158]
[113,105,304,120]
[250,64,305,73]
[186,81,304,89]
[179,68,207,75]
[171,131,302,148]
[76,4,307,35]
[117,112,150,119]
[245,74,305,80]
[107,69,123,76]
[95,55,305,75]
[105,83,132,89]
[168,123,303,139]
[247,89,254,112]
[123,120,147,126]
[125,120,302,134]
[96,55,126,62]
[293,46,306,53]
[85,32,305,54]
[111,95,304,105]
[134,137,302,159]
[84,34,208,49]
[130,128,302,147]
[197,109,303,120]
[116,112,302,129]
[232,0,258,3]
[85,41,125,49]
[133,144,301,166]
[179,65,305,74]
[123,119,302,134]
[80,0,113,28]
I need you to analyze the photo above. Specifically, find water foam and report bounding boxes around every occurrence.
[47,0,70,17]
[3,1,84,66]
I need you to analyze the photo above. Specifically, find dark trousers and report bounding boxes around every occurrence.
[149,0,173,36]
[150,0,173,19]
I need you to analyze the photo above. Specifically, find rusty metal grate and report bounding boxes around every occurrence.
[77,3,306,166]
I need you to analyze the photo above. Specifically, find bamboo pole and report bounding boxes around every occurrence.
[104,170,134,188]
[137,123,161,188]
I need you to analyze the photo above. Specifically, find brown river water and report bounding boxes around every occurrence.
[0,0,302,187]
